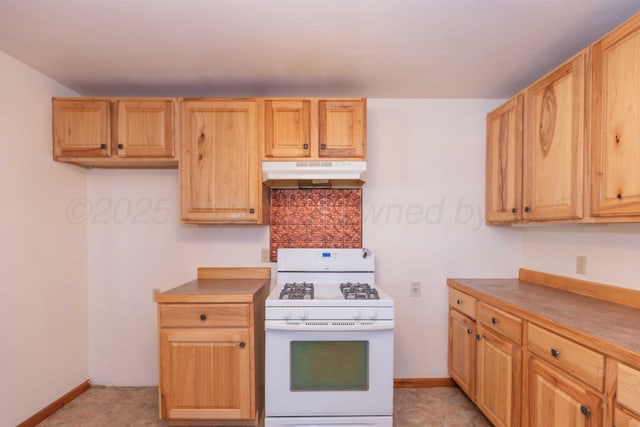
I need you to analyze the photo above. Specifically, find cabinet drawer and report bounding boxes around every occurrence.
[528,323,604,391]
[478,302,522,345]
[159,304,250,328]
[449,288,477,320]
[618,363,640,416]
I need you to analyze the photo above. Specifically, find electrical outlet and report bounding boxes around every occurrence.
[410,281,421,297]
[152,288,160,302]
[576,256,587,275]
[261,248,270,263]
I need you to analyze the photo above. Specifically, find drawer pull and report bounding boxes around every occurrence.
[467,328,473,335]
[239,341,246,349]
[199,314,206,321]
[320,143,327,149]
[491,317,499,324]
[580,405,591,417]
[456,299,462,305]
[303,143,309,149]
[550,348,560,358]
[476,334,482,341]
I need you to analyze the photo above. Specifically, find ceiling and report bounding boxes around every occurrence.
[1,0,640,98]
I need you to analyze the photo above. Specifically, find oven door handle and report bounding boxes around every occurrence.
[265,320,394,332]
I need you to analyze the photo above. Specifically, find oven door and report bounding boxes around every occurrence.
[265,321,394,418]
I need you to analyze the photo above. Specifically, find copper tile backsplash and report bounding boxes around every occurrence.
[270,189,362,261]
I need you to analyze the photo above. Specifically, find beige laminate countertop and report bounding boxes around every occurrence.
[155,278,270,303]
[448,277,640,364]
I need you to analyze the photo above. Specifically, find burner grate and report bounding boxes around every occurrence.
[280,282,314,300]
[340,282,380,300]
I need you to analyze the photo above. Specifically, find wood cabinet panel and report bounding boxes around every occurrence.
[616,408,640,427]
[265,100,311,158]
[591,14,640,216]
[528,357,602,427]
[523,51,586,221]
[618,363,640,416]
[528,323,604,392]
[117,100,175,158]
[53,99,110,158]
[180,99,263,223]
[448,308,476,398]
[159,329,253,420]
[159,304,250,328]
[478,301,522,346]
[318,100,366,158]
[476,327,521,427]
[449,288,477,320]
[486,94,524,223]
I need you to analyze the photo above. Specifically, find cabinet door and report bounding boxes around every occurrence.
[159,329,253,420]
[265,100,311,158]
[523,52,586,221]
[448,309,476,398]
[476,327,521,427]
[486,95,524,223]
[528,357,602,427]
[616,408,640,427]
[180,100,261,223]
[117,100,175,158]
[591,14,640,216]
[318,99,366,158]
[52,99,110,158]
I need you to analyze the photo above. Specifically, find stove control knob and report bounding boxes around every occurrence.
[298,310,309,320]
[368,310,379,320]
[282,310,292,320]
[353,310,363,320]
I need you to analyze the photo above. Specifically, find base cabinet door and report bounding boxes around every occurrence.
[448,309,476,398]
[528,357,602,427]
[616,408,640,427]
[476,327,521,427]
[159,329,253,420]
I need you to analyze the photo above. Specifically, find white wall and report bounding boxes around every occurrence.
[86,98,522,384]
[0,51,87,425]
[520,223,640,290]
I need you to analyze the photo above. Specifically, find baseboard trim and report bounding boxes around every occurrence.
[394,378,455,388]
[17,380,91,427]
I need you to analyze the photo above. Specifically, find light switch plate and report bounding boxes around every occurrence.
[576,256,587,275]
[261,248,270,263]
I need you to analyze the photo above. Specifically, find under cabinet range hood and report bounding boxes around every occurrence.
[262,161,366,188]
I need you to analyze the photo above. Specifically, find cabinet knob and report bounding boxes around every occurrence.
[320,143,326,149]
[200,314,206,321]
[511,208,517,214]
[303,143,309,149]
[491,317,499,324]
[456,299,462,305]
[580,405,591,417]
[117,144,123,149]
[524,206,530,213]
[550,348,560,358]
[476,334,482,341]
[617,193,623,199]
[100,144,107,149]
[249,208,255,214]
[239,341,246,349]
[467,328,473,335]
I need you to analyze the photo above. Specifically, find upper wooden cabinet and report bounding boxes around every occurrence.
[591,14,640,217]
[52,98,178,168]
[486,94,524,223]
[180,99,267,224]
[264,98,366,160]
[523,51,587,221]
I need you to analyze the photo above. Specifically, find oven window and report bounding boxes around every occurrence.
[290,341,369,391]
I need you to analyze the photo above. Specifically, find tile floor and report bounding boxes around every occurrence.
[37,386,491,426]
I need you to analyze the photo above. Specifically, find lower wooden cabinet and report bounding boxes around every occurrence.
[616,408,640,427]
[528,357,602,427]
[156,269,269,426]
[476,326,521,427]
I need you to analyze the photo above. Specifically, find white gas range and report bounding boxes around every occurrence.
[265,248,395,427]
